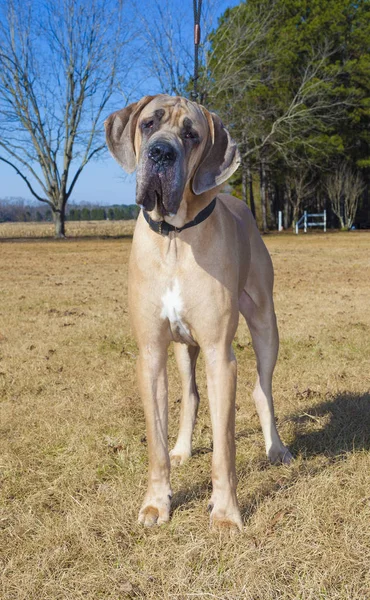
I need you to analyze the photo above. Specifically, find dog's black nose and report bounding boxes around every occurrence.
[148,142,176,164]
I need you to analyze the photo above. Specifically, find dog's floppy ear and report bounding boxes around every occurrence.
[104,96,155,173]
[192,110,240,195]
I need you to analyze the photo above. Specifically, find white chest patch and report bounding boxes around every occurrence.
[161,278,183,322]
[160,279,195,345]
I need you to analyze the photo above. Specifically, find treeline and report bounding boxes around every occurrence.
[0,198,51,222]
[0,198,139,223]
[203,0,370,230]
[68,205,139,221]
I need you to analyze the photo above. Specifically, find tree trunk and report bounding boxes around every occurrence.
[332,204,346,229]
[53,206,66,238]
[283,189,290,229]
[268,181,276,229]
[340,195,346,229]
[247,163,256,218]
[241,161,248,205]
[346,197,359,230]
[293,204,299,228]
[260,159,268,232]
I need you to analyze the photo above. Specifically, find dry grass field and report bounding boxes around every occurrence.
[0,220,136,239]
[1,225,370,599]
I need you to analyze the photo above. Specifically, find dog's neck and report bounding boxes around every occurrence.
[180,184,223,224]
[141,184,223,230]
[143,196,217,237]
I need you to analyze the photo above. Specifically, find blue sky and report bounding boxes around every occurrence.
[1,153,137,206]
[0,0,238,206]
[61,160,136,206]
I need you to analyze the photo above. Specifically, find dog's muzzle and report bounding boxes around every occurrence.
[136,137,185,217]
[148,141,177,168]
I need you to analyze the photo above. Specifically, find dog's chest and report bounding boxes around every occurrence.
[160,277,196,345]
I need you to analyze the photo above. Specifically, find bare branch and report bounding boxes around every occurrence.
[0,155,52,206]
[67,143,105,199]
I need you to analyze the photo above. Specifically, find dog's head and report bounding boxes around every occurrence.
[105,94,240,226]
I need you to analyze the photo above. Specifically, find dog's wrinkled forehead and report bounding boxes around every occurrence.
[136,95,208,139]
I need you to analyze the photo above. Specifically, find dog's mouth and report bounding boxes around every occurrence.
[136,179,175,219]
[154,190,176,218]
[136,159,185,220]
[155,190,166,217]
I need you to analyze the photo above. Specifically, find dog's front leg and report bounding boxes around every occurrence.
[137,344,172,526]
[204,344,243,533]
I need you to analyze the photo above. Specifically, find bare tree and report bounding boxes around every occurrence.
[285,168,317,228]
[133,0,220,100]
[0,0,131,237]
[211,36,353,162]
[324,165,345,229]
[342,168,366,229]
[325,162,365,229]
[133,0,191,96]
[207,3,278,107]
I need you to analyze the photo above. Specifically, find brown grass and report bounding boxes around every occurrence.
[1,228,369,599]
[0,219,136,239]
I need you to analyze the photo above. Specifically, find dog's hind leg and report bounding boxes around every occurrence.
[170,343,200,466]
[239,235,292,465]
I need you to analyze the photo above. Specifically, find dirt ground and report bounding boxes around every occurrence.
[1,228,369,599]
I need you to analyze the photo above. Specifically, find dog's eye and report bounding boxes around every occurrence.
[142,120,154,130]
[184,131,198,140]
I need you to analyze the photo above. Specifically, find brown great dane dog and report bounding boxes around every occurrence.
[105,94,292,532]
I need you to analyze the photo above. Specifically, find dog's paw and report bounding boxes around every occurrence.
[169,446,191,466]
[138,490,171,527]
[208,496,243,534]
[268,444,293,465]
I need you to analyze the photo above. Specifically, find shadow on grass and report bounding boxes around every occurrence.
[171,479,212,514]
[239,392,370,518]
[289,391,370,457]
[171,392,370,520]
[239,392,370,520]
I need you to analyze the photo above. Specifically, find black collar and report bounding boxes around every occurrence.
[143,197,217,236]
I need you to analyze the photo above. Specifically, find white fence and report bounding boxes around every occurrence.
[295,210,326,234]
